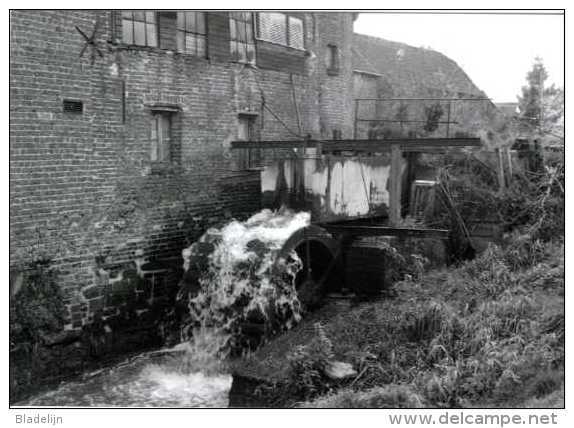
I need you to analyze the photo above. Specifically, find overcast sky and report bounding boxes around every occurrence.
[354,11,564,103]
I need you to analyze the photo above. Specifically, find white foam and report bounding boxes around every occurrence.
[182,208,309,351]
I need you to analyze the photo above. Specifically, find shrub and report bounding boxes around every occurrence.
[10,260,65,347]
[503,233,546,271]
[283,323,335,401]
[462,245,512,289]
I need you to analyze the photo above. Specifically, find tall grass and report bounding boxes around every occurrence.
[286,237,564,408]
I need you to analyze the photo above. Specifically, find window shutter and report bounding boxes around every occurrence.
[288,16,304,49]
[151,116,158,161]
[159,114,171,161]
[258,12,287,45]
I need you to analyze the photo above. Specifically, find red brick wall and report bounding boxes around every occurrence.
[9,10,355,332]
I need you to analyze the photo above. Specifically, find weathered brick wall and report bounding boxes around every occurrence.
[9,10,355,339]
[316,13,355,139]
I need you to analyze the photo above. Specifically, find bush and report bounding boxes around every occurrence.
[461,245,513,297]
[10,260,65,347]
[283,323,335,401]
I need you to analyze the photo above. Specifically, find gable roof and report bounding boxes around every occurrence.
[352,33,487,98]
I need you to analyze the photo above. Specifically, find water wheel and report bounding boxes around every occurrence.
[276,225,343,309]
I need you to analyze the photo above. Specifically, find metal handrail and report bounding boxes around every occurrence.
[353,97,492,139]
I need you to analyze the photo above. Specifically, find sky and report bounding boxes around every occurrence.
[354,11,564,103]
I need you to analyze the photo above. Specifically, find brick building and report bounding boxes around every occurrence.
[10,11,355,337]
[11,11,506,401]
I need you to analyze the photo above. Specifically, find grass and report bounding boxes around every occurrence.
[234,236,564,408]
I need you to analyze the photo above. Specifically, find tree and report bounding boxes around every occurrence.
[517,57,547,132]
[541,84,564,141]
[517,57,564,142]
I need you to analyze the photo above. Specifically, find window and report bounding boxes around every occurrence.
[177,11,207,56]
[229,12,256,64]
[150,113,172,162]
[238,115,255,141]
[257,13,304,50]
[326,44,339,75]
[237,115,261,169]
[122,11,158,47]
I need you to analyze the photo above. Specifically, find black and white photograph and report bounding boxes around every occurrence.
[8,4,566,421]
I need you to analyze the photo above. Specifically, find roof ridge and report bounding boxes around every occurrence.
[353,32,423,52]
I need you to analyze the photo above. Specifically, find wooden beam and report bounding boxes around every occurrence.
[230,137,482,152]
[321,225,449,239]
[389,144,402,225]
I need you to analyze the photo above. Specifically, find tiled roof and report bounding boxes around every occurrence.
[352,32,487,98]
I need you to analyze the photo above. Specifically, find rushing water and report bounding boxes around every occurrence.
[17,209,310,407]
[17,343,232,407]
[180,208,309,349]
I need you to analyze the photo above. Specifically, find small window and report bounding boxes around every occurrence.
[122,11,158,47]
[326,44,339,75]
[176,11,207,57]
[257,13,304,50]
[150,113,172,162]
[229,12,256,64]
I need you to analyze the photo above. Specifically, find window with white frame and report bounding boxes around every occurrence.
[257,12,304,50]
[229,12,256,64]
[176,11,207,57]
[122,11,158,47]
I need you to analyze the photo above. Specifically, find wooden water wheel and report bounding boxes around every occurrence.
[276,225,344,309]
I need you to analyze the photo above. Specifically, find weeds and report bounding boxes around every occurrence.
[273,237,564,408]
[283,323,335,400]
[302,384,426,408]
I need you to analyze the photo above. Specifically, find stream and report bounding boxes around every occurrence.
[16,342,232,407]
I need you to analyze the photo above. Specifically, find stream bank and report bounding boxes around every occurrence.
[230,238,564,408]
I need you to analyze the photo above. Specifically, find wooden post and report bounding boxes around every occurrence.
[446,100,452,137]
[496,148,506,192]
[354,99,359,139]
[505,147,513,185]
[390,144,402,225]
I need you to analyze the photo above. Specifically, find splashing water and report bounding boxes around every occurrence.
[17,209,311,407]
[179,208,310,352]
